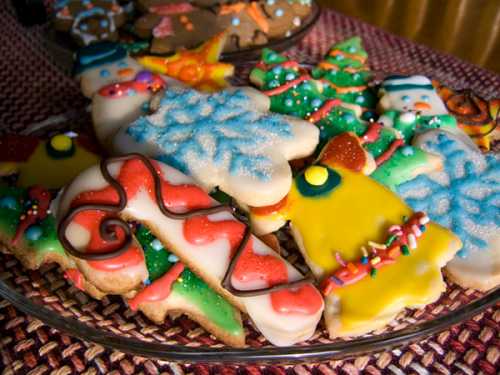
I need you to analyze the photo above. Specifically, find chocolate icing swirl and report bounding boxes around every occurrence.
[58,153,312,297]
[444,90,494,130]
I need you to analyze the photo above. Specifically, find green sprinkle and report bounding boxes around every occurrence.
[401,245,410,256]
[370,268,377,278]
[385,234,397,246]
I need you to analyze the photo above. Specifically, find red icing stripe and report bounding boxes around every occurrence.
[262,75,311,96]
[307,99,342,123]
[361,122,383,144]
[64,268,84,291]
[128,262,185,310]
[70,159,211,271]
[375,138,405,166]
[320,213,427,296]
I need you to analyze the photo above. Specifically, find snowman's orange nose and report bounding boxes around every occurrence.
[414,102,431,111]
[117,68,134,77]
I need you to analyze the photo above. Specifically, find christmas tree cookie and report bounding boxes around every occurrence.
[250,46,441,190]
[0,185,71,270]
[311,36,377,118]
[129,226,245,347]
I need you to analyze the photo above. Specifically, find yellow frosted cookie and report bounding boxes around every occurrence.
[250,161,461,338]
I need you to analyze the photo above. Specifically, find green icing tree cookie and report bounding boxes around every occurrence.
[135,226,243,337]
[312,37,377,114]
[0,185,67,269]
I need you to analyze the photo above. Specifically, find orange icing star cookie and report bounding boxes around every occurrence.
[136,33,234,91]
[250,159,461,338]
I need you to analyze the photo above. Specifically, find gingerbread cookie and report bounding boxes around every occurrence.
[55,155,324,346]
[433,81,500,151]
[249,158,461,337]
[259,0,300,39]
[113,86,320,207]
[133,0,222,54]
[0,133,100,190]
[54,0,126,46]
[74,41,144,98]
[250,49,442,190]
[397,130,500,291]
[217,2,269,51]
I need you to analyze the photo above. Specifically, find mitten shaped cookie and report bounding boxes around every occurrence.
[54,0,126,46]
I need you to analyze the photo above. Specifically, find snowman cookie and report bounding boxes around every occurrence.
[113,86,319,207]
[377,75,461,143]
[398,130,500,291]
[249,154,461,337]
[54,0,126,46]
[92,70,169,147]
[74,41,143,98]
[55,154,324,346]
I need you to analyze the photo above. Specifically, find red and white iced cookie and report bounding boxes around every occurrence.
[55,155,324,346]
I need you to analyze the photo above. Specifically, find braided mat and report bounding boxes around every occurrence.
[1,0,500,373]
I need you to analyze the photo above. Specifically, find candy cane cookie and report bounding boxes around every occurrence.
[55,154,324,346]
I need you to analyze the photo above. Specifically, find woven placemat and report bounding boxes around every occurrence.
[0,0,499,373]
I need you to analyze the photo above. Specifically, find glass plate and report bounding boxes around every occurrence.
[1,236,499,364]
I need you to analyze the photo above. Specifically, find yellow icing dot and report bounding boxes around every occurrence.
[304,166,329,186]
[50,135,72,152]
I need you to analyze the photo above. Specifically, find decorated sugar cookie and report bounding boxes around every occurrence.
[55,155,324,346]
[136,33,235,91]
[54,0,126,46]
[398,130,500,291]
[377,75,460,142]
[0,133,100,189]
[133,0,222,54]
[250,158,461,337]
[312,37,377,116]
[217,2,269,51]
[74,41,144,98]
[0,185,71,270]
[433,81,500,151]
[129,226,245,347]
[92,70,168,146]
[250,49,442,190]
[0,185,244,345]
[114,86,319,207]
